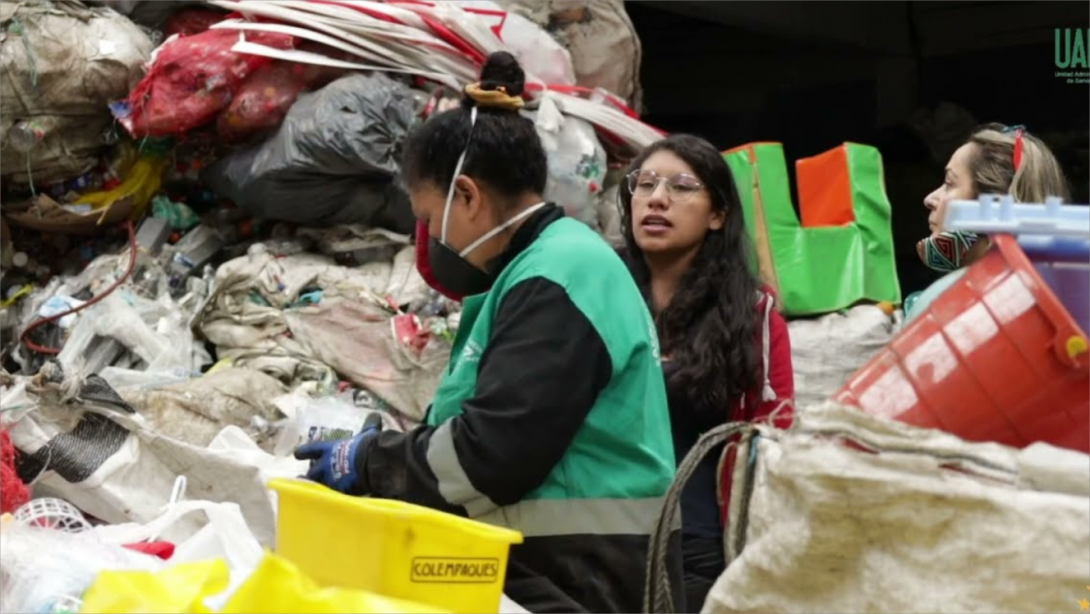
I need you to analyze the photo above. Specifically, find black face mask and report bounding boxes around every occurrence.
[426,237,495,298]
[426,201,548,298]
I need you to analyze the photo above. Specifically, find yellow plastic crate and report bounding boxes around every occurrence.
[269,479,523,614]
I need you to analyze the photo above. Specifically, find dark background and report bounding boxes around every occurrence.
[626,0,1089,296]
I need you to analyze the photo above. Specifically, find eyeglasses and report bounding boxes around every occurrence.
[626,170,705,203]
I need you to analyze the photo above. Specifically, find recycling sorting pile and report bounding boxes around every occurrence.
[0,1,652,611]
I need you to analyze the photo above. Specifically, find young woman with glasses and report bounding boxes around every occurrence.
[618,134,795,612]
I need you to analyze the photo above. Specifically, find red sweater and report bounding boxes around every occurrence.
[717,289,795,523]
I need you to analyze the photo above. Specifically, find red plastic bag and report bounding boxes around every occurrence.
[216,61,346,141]
[113,29,294,138]
[162,7,228,38]
[123,541,177,560]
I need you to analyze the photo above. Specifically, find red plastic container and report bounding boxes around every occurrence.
[837,234,1089,453]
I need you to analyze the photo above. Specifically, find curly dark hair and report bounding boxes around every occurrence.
[620,134,763,415]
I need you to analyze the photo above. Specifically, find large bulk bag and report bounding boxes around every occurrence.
[644,402,1090,613]
[0,2,152,185]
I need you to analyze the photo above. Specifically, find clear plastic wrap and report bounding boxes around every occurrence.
[531,97,607,230]
[596,183,624,247]
[0,524,161,614]
[272,392,402,456]
[450,1,576,87]
[298,396,370,444]
[56,291,197,377]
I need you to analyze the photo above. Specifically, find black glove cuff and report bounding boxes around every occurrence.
[350,429,381,496]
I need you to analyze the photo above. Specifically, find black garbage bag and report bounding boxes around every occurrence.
[85,1,207,29]
[203,73,417,232]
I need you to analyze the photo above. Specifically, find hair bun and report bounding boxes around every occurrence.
[478,51,525,97]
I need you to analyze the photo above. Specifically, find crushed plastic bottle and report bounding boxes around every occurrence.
[8,119,49,153]
[263,239,307,258]
[167,225,225,292]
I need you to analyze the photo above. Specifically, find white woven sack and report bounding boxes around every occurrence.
[707,402,1090,614]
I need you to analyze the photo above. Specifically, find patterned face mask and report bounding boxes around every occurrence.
[918,230,980,273]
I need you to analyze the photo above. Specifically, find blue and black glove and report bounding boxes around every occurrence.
[294,412,384,495]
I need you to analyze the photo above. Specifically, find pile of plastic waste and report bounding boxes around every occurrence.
[17,4,1084,613]
[0,1,653,611]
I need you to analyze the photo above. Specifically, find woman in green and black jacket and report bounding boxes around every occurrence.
[294,52,683,614]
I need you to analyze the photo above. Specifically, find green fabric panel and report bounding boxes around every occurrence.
[724,142,902,316]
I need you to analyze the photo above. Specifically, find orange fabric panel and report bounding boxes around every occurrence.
[797,145,854,228]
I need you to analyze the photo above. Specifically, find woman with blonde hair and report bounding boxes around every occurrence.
[905,123,1071,320]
